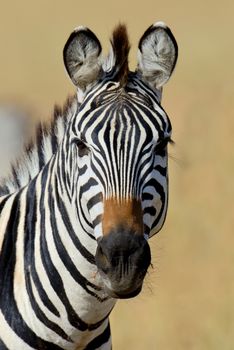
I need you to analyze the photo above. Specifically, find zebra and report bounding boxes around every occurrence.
[0,21,178,349]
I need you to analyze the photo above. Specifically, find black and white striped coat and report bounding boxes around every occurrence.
[0,22,178,349]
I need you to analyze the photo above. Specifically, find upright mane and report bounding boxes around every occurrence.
[110,24,130,86]
[102,24,130,86]
[0,95,77,196]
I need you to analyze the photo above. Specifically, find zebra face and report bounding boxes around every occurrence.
[64,22,178,298]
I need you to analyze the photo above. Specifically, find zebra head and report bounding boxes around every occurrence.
[63,23,178,299]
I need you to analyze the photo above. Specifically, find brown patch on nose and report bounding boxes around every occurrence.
[102,198,143,235]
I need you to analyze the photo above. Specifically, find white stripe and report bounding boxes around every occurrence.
[0,309,35,350]
[0,193,17,251]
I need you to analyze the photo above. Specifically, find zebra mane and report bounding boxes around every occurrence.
[104,24,130,86]
[0,95,77,196]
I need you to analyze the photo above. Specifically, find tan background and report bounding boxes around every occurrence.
[0,1,233,349]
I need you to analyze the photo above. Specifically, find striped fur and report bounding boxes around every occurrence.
[0,23,178,349]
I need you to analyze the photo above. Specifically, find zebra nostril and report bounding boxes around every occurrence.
[96,244,111,274]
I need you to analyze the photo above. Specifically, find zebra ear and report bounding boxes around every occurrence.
[137,22,178,89]
[63,27,102,89]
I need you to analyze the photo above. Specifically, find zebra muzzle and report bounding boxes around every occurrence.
[95,229,151,299]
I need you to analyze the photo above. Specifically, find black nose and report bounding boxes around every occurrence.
[95,229,151,298]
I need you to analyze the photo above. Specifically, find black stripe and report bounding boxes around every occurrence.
[89,155,109,191]
[129,101,162,139]
[25,269,72,342]
[135,97,167,131]
[128,73,159,104]
[144,178,167,230]
[24,174,60,318]
[142,192,153,201]
[79,177,98,194]
[77,100,104,131]
[74,200,94,240]
[112,108,122,193]
[51,127,58,155]
[30,259,60,317]
[143,206,157,216]
[24,179,72,342]
[48,180,102,295]
[78,177,100,231]
[135,154,154,194]
[125,106,142,195]
[36,124,45,169]
[54,176,95,265]
[78,164,88,176]
[0,196,10,214]
[77,82,108,116]
[59,144,70,197]
[92,214,102,228]
[84,322,111,350]
[103,108,118,194]
[0,190,21,312]
[0,337,9,349]
[80,103,113,137]
[76,190,93,232]
[154,165,167,177]
[0,188,62,349]
[39,164,88,331]
[86,192,102,212]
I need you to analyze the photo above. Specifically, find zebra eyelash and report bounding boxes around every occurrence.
[154,136,174,152]
[73,139,90,157]
[167,137,175,145]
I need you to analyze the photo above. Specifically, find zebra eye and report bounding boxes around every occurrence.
[155,137,173,153]
[76,140,90,157]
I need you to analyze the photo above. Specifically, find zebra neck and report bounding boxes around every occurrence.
[4,158,114,348]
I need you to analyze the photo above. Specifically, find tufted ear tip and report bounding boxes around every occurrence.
[153,21,167,28]
[73,25,88,32]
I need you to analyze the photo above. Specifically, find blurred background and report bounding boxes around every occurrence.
[0,1,233,349]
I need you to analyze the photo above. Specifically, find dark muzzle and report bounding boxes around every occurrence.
[95,229,151,299]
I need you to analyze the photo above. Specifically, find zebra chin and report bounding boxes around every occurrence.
[95,230,151,299]
[102,283,143,300]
